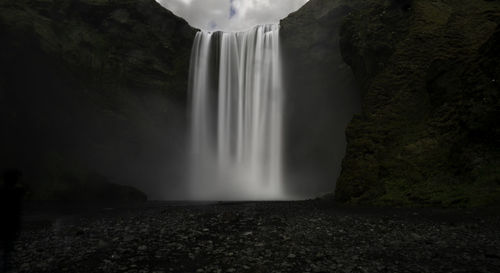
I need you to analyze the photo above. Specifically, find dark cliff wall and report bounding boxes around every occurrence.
[0,0,196,200]
[335,0,500,207]
[3,0,497,205]
[280,0,361,197]
[282,0,500,207]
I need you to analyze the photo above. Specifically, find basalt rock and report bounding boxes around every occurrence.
[280,0,361,196]
[0,0,196,201]
[335,0,500,207]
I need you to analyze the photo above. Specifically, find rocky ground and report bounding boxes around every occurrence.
[5,201,500,273]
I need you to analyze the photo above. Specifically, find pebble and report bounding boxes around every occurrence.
[9,202,500,273]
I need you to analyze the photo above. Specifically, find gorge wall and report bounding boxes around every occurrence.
[0,0,195,200]
[334,0,500,207]
[2,0,498,206]
[280,0,361,197]
[282,0,500,207]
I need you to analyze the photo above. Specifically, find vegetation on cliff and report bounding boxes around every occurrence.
[2,0,498,206]
[335,0,500,207]
[0,0,196,201]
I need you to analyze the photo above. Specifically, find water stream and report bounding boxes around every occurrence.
[189,24,285,200]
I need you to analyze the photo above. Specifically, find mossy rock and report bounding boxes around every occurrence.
[0,0,196,200]
[333,0,500,207]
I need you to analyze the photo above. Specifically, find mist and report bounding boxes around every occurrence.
[0,45,190,200]
[0,0,360,202]
[2,1,498,272]
[0,1,195,202]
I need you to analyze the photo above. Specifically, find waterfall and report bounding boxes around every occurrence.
[188,24,285,200]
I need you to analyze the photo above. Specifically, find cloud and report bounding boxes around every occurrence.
[156,0,309,32]
[229,0,237,19]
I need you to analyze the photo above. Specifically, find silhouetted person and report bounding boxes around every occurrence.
[0,169,25,272]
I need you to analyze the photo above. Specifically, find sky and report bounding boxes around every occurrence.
[156,0,309,32]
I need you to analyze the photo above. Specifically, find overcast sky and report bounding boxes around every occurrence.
[156,0,309,32]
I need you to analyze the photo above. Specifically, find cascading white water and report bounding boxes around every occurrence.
[189,24,285,200]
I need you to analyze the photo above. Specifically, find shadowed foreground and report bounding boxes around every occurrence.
[6,202,500,273]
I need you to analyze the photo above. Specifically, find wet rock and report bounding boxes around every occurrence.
[8,202,500,273]
[98,240,109,248]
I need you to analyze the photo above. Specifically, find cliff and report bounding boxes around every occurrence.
[335,0,500,207]
[2,0,498,206]
[282,0,500,207]
[280,0,361,197]
[0,0,196,201]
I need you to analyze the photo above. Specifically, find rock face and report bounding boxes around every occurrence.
[335,0,500,206]
[0,0,196,200]
[280,0,361,197]
[2,0,498,205]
